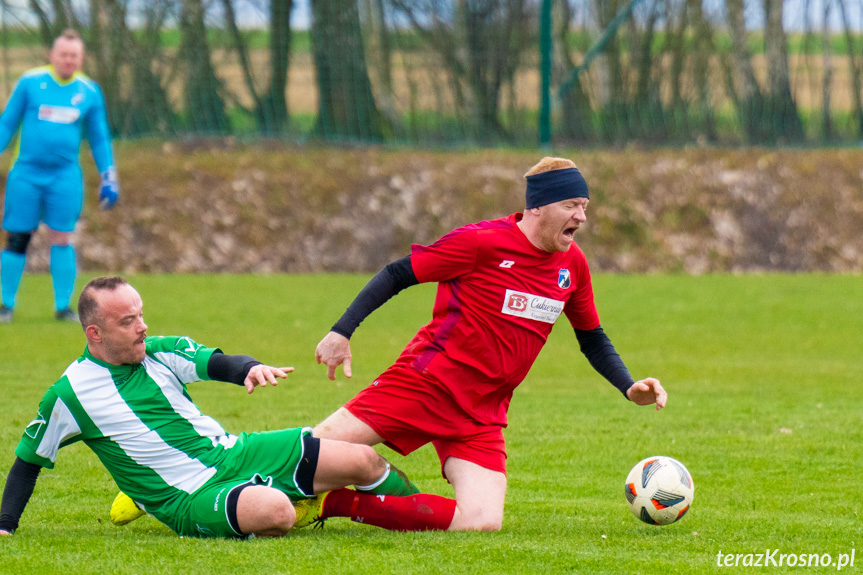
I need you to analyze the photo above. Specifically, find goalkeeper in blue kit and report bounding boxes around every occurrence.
[0,29,119,323]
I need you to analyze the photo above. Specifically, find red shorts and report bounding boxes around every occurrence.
[344,365,507,477]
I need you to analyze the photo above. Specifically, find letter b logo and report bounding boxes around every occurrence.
[507,294,528,311]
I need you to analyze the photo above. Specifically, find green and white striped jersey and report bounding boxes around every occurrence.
[15,336,236,511]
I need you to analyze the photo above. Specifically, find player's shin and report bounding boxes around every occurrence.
[49,244,76,311]
[322,488,456,531]
[354,461,419,496]
[0,250,26,309]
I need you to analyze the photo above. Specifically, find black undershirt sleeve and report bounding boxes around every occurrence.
[207,352,262,386]
[0,457,42,534]
[575,326,635,398]
[331,255,419,339]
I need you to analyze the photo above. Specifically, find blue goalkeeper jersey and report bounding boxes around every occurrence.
[0,65,114,171]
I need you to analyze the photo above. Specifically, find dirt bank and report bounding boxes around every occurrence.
[10,142,863,274]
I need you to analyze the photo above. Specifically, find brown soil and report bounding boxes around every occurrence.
[6,143,861,274]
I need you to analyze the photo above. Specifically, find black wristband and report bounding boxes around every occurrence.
[207,352,262,386]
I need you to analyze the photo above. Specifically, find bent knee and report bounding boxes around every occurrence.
[237,486,297,536]
[355,444,386,480]
[270,500,298,531]
[249,501,296,537]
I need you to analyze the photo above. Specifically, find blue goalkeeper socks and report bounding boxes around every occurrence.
[1,250,26,309]
[50,244,76,311]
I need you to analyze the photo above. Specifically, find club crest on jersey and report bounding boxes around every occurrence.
[71,93,83,105]
[558,269,571,289]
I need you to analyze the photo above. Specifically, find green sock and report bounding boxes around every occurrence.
[356,463,420,496]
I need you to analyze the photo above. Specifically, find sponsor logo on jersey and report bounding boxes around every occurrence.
[558,268,571,289]
[38,104,80,124]
[499,260,515,268]
[501,289,564,324]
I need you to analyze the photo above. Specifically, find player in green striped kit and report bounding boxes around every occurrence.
[0,276,458,537]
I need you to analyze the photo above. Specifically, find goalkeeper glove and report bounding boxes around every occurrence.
[99,167,119,210]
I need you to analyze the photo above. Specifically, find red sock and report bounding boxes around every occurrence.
[322,488,456,531]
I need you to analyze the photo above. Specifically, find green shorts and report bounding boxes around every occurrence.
[169,427,317,538]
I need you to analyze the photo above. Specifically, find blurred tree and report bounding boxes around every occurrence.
[310,0,382,140]
[764,0,803,141]
[391,0,532,143]
[114,0,176,136]
[362,0,402,135]
[221,0,293,134]
[553,0,594,142]
[687,0,716,142]
[87,0,120,121]
[179,0,229,133]
[628,0,664,139]
[724,0,767,143]
[837,0,863,138]
[29,0,81,46]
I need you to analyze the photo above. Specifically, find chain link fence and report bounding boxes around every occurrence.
[2,0,862,147]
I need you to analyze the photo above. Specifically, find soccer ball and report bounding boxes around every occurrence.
[624,456,694,525]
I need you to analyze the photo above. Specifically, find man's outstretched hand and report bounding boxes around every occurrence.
[626,378,667,410]
[244,365,293,394]
[315,332,352,381]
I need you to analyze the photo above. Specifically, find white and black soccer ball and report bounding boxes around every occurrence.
[624,456,694,525]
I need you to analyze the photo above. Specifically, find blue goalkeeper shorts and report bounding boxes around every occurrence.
[2,162,83,233]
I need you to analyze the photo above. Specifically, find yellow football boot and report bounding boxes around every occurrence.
[110,491,146,526]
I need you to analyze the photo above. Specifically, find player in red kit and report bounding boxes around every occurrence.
[310,157,667,531]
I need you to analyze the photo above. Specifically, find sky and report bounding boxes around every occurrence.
[289,0,862,31]
[1,0,861,34]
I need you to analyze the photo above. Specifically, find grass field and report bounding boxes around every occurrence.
[0,273,860,574]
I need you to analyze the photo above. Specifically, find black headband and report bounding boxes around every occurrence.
[525,168,589,209]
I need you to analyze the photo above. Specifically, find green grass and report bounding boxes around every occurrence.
[0,273,860,574]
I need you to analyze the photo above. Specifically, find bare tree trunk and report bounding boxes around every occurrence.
[179,0,230,133]
[594,0,628,142]
[391,0,529,143]
[763,0,803,141]
[260,0,293,134]
[666,0,686,112]
[725,0,765,142]
[630,0,662,138]
[554,0,593,142]
[220,0,264,122]
[87,0,123,131]
[688,0,715,142]
[837,0,863,138]
[29,0,57,46]
[462,0,526,141]
[102,0,175,136]
[310,0,383,141]
[820,0,834,141]
[363,0,401,134]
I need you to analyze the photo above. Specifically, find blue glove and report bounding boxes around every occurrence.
[99,168,119,210]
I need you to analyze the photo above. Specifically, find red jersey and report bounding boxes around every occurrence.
[393,213,600,426]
